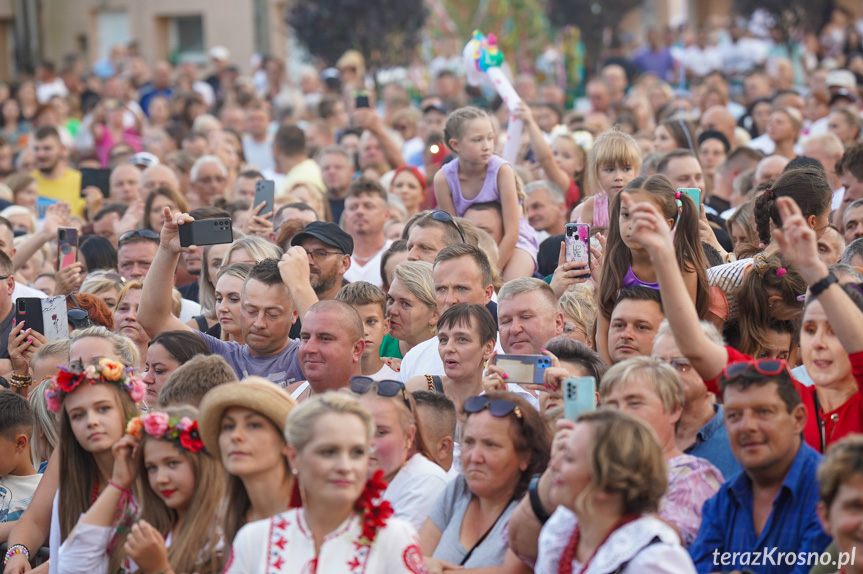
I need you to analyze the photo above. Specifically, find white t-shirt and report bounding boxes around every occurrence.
[398,336,444,383]
[384,453,450,531]
[343,239,393,288]
[242,134,275,172]
[0,472,41,523]
[370,363,399,381]
[179,298,202,324]
[13,282,47,302]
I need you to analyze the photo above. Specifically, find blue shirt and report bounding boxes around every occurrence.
[689,443,830,574]
[685,404,743,480]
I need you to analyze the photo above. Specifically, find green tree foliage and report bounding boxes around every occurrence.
[545,0,644,67]
[289,0,428,71]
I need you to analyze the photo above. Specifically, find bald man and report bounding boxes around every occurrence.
[752,155,790,188]
[801,133,845,209]
[700,106,737,150]
[109,163,142,204]
[141,164,180,198]
[292,299,365,399]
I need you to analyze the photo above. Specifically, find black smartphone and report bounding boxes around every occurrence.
[80,168,111,198]
[57,227,78,271]
[355,91,370,109]
[253,180,275,217]
[179,218,234,247]
[16,296,68,341]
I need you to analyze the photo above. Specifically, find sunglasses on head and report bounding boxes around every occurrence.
[431,210,466,243]
[350,377,411,411]
[118,229,159,246]
[68,294,93,330]
[721,358,792,380]
[464,395,523,420]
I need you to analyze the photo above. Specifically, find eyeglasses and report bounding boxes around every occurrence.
[660,357,692,373]
[350,377,412,411]
[431,210,466,243]
[464,395,523,420]
[68,294,94,330]
[306,249,344,261]
[563,322,587,337]
[118,229,159,247]
[0,275,9,281]
[721,358,792,380]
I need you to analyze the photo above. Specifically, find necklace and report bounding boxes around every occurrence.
[353,253,375,263]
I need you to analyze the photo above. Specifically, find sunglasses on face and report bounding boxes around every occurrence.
[350,376,412,411]
[721,358,792,380]
[118,228,159,247]
[431,210,466,243]
[463,395,523,420]
[68,294,93,330]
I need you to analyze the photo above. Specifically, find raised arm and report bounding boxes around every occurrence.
[624,193,728,381]
[138,207,194,337]
[353,108,405,169]
[12,203,71,271]
[277,246,318,322]
[774,196,863,354]
[513,102,572,194]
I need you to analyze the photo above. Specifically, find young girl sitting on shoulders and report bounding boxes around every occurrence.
[596,174,710,364]
[433,106,538,281]
[571,128,642,227]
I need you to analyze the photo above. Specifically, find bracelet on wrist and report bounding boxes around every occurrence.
[809,272,838,299]
[4,544,31,566]
[528,474,551,525]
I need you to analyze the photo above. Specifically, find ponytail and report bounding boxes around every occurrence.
[753,167,832,245]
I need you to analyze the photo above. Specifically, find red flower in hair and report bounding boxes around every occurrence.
[179,420,204,453]
[55,369,82,392]
[355,469,393,546]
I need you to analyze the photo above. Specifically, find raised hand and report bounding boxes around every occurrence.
[110,434,139,490]
[124,520,171,574]
[243,201,274,238]
[159,206,195,255]
[621,192,674,259]
[773,196,827,284]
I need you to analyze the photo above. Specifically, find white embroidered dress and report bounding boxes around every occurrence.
[224,508,428,574]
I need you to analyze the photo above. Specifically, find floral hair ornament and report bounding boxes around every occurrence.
[45,359,146,414]
[125,412,205,453]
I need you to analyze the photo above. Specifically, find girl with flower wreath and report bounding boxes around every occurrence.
[224,392,428,574]
[46,358,147,574]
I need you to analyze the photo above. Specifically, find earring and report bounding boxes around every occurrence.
[291,468,298,476]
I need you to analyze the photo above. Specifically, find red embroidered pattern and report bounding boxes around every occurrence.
[403,544,427,574]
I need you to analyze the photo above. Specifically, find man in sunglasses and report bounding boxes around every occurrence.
[138,209,304,389]
[689,361,830,574]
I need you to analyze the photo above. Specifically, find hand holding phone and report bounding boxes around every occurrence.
[355,91,370,109]
[491,354,552,385]
[57,227,78,271]
[565,223,590,266]
[80,168,111,198]
[253,180,275,217]
[178,218,234,247]
[564,377,596,420]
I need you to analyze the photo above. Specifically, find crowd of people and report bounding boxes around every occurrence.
[3,7,863,574]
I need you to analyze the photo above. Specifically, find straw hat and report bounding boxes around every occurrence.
[198,377,297,458]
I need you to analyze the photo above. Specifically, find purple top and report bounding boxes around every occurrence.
[442,155,508,216]
[623,266,659,290]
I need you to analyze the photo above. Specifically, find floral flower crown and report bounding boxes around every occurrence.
[45,359,146,414]
[125,412,205,453]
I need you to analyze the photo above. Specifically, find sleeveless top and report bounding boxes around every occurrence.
[623,266,660,290]
[442,155,508,215]
[593,191,610,227]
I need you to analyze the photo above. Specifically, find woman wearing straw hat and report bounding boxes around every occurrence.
[198,376,299,547]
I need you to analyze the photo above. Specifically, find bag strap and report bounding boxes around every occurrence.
[609,535,662,574]
[425,375,444,393]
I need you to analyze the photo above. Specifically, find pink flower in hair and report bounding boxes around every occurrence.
[142,411,169,438]
[128,379,147,403]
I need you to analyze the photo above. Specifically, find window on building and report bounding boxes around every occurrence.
[169,15,205,64]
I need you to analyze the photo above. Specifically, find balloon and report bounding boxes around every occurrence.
[462,30,523,163]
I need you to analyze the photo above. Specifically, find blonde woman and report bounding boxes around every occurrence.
[225,392,426,574]
[557,284,598,349]
[380,261,438,360]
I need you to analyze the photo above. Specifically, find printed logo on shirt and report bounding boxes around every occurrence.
[403,544,428,574]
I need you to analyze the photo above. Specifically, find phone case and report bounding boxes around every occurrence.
[492,355,552,384]
[564,377,596,420]
[565,223,590,266]
[179,218,234,247]
[80,168,111,198]
[254,180,275,216]
[57,227,78,271]
[16,296,68,342]
[677,188,702,209]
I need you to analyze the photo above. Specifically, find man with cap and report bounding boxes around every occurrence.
[275,221,353,331]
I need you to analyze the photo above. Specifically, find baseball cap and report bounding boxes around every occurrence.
[827,69,857,90]
[422,103,448,116]
[129,152,160,169]
[830,88,858,106]
[209,46,230,62]
[291,221,354,256]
